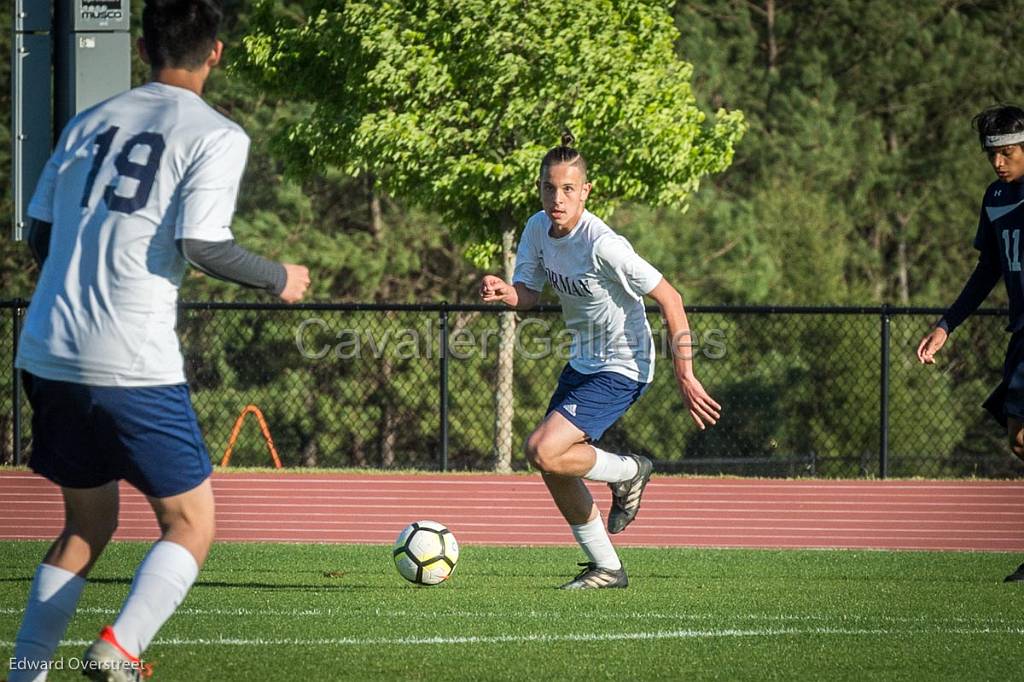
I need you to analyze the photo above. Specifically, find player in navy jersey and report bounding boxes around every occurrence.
[917,104,1024,584]
[481,133,720,589]
[8,2,310,680]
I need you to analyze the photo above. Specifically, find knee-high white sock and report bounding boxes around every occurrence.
[584,446,638,483]
[111,541,199,657]
[10,564,87,682]
[570,515,622,570]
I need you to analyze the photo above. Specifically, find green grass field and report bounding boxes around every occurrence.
[2,541,1021,680]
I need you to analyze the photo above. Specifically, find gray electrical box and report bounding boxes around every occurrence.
[11,0,131,240]
[66,0,131,31]
[54,0,131,137]
[54,31,131,132]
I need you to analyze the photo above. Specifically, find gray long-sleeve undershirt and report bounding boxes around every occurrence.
[177,238,287,295]
[26,220,286,295]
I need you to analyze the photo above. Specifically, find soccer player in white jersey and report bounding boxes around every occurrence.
[480,133,720,589]
[7,1,310,680]
[917,104,1024,584]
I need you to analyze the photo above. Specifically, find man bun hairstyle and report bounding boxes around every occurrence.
[143,0,223,71]
[540,127,588,179]
[972,104,1024,150]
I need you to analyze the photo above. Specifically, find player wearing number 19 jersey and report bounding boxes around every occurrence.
[916,104,1024,585]
[8,2,310,681]
[17,81,253,386]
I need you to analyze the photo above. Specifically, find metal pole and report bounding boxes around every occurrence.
[12,301,24,465]
[439,302,449,472]
[879,305,890,479]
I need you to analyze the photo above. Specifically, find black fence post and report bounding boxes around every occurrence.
[12,301,24,466]
[879,304,890,479]
[439,301,449,472]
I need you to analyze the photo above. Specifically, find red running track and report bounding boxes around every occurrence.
[1,470,1022,552]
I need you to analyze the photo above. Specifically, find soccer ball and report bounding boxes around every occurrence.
[392,520,459,585]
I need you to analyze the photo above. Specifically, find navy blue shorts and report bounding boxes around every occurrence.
[545,364,650,441]
[983,330,1024,428]
[22,373,212,498]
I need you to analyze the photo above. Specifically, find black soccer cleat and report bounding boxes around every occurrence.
[559,562,629,590]
[1004,562,1024,583]
[607,454,653,534]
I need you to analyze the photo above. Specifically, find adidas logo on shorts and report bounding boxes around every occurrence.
[564,404,577,416]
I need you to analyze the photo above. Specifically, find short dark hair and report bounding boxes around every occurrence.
[972,105,1024,149]
[539,129,588,179]
[142,0,222,71]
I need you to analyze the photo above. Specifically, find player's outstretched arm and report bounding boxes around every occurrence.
[646,278,721,430]
[479,275,540,310]
[917,253,1000,364]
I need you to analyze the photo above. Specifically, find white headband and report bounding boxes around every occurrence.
[984,132,1024,148]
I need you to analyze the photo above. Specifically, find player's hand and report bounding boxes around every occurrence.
[677,373,721,430]
[279,263,310,304]
[480,275,518,306]
[917,327,948,364]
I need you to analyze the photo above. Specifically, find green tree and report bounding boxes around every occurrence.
[235,0,745,469]
[651,0,1024,474]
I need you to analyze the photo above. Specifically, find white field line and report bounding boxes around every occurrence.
[0,606,1018,627]
[3,625,1024,650]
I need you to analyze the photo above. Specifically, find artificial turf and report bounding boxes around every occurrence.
[1,541,1021,680]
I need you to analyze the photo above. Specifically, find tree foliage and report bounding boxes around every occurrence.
[235,0,745,263]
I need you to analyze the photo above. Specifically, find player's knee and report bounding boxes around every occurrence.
[159,507,214,542]
[524,435,560,473]
[67,516,118,550]
[1010,439,1024,462]
[524,435,543,469]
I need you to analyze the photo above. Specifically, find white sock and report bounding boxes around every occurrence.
[570,515,622,570]
[10,563,87,682]
[112,541,199,657]
[583,446,639,483]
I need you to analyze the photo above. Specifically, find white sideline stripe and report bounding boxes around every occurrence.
[0,606,1017,627]
[4,626,1024,650]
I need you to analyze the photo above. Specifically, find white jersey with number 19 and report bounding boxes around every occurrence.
[16,82,249,387]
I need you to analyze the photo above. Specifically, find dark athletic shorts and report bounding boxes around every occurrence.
[545,364,650,441]
[983,329,1024,428]
[22,372,212,498]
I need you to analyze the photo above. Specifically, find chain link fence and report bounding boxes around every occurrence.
[1,300,1020,478]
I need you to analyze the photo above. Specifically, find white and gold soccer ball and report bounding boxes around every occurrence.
[392,520,459,585]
